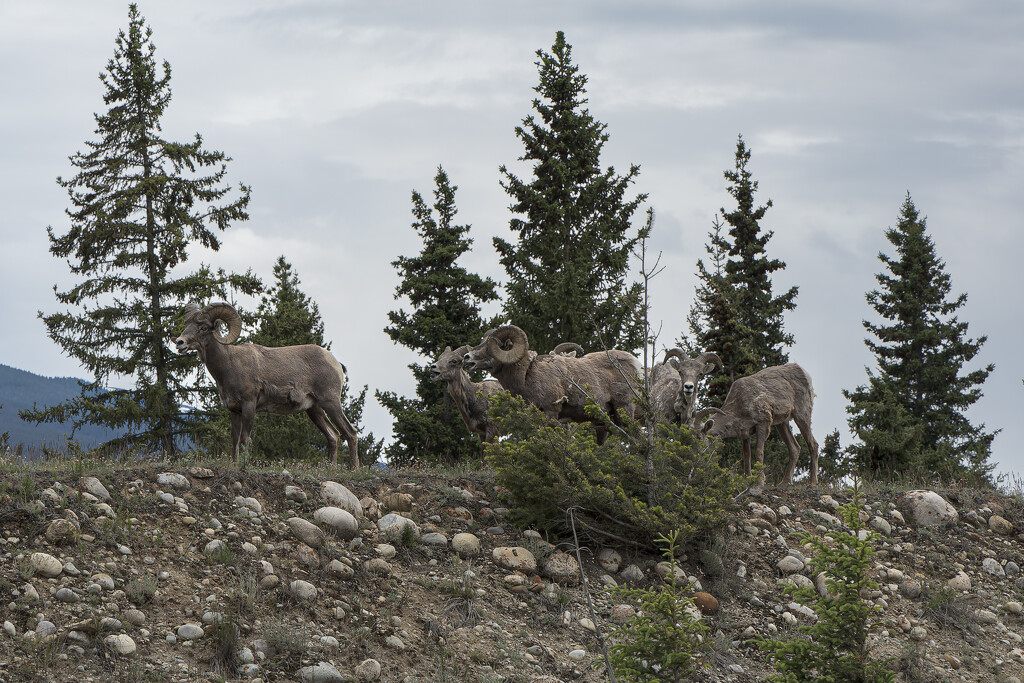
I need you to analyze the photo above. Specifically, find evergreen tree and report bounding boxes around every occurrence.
[243,257,380,464]
[686,137,798,407]
[494,31,648,354]
[376,167,499,466]
[21,5,259,455]
[844,194,995,480]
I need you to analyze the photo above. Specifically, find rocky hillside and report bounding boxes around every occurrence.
[2,461,1024,683]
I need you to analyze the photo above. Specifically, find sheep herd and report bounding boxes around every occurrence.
[176,302,819,485]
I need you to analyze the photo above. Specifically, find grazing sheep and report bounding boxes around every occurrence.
[693,363,818,486]
[463,324,641,444]
[428,345,504,444]
[173,302,359,468]
[665,349,723,424]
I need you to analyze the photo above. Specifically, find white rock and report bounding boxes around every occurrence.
[897,490,958,527]
[301,661,345,683]
[452,532,481,557]
[177,623,204,640]
[597,548,622,573]
[234,496,262,514]
[320,481,363,518]
[284,485,307,502]
[79,476,112,501]
[289,580,318,601]
[30,552,63,578]
[355,658,382,681]
[947,571,972,591]
[869,516,892,535]
[104,633,136,655]
[3,621,16,636]
[984,557,1006,577]
[777,555,805,574]
[492,546,537,573]
[314,507,359,539]
[287,517,326,548]
[377,513,420,542]
[156,472,190,489]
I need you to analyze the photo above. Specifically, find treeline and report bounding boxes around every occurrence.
[17,7,996,483]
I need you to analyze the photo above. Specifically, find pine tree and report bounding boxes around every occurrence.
[844,194,995,480]
[494,31,648,355]
[244,257,380,463]
[686,137,798,408]
[376,167,499,465]
[21,5,260,455]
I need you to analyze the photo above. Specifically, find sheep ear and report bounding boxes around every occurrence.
[444,346,451,353]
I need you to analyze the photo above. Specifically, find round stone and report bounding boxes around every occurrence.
[287,517,326,548]
[776,555,805,574]
[896,490,958,527]
[355,658,382,681]
[30,552,63,578]
[314,507,359,539]
[452,533,481,558]
[289,580,318,601]
[320,481,363,518]
[45,518,80,545]
[691,592,720,615]
[301,661,345,683]
[156,472,190,489]
[989,514,1015,535]
[492,546,537,573]
[177,623,204,640]
[420,532,448,547]
[378,513,420,542]
[104,633,136,655]
[542,551,580,585]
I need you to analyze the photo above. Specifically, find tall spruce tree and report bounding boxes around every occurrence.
[21,5,259,454]
[244,257,379,464]
[494,31,648,354]
[376,167,499,466]
[686,137,797,406]
[844,195,995,480]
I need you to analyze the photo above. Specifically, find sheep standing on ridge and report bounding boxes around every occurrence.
[648,349,722,424]
[463,324,641,444]
[173,302,359,468]
[693,363,818,486]
[428,345,504,444]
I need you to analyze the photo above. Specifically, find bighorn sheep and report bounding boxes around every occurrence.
[693,363,818,486]
[173,302,359,468]
[665,349,723,424]
[428,345,504,444]
[463,325,641,444]
[550,342,585,358]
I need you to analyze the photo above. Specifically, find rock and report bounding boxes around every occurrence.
[900,579,922,599]
[79,476,111,501]
[375,543,397,559]
[177,624,204,640]
[92,573,115,590]
[776,555,805,574]
[910,626,927,641]
[314,507,359,539]
[691,592,719,615]
[363,558,392,577]
[492,546,537,573]
[749,502,777,525]
[234,496,262,514]
[947,572,972,591]
[284,485,307,502]
[156,472,190,489]
[327,559,355,579]
[320,481,363,518]
[3,621,15,636]
[420,532,449,547]
[896,490,958,527]
[384,492,414,512]
[289,580,318,601]
[355,658,382,681]
[204,539,227,556]
[55,587,78,602]
[984,557,1006,577]
[30,552,63,578]
[597,548,622,573]
[976,609,999,625]
[542,551,580,585]
[869,516,892,535]
[188,466,215,478]
[124,609,146,626]
[300,661,345,683]
[1008,561,1021,577]
[385,635,405,650]
[294,542,320,569]
[287,517,326,548]
[45,518,79,545]
[377,513,420,542]
[610,604,636,623]
[620,565,644,583]
[655,561,688,585]
[569,648,587,661]
[452,533,481,558]
[104,633,136,655]
[785,574,814,590]
[990,515,1015,535]
[35,620,57,638]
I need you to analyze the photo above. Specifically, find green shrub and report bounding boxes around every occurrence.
[485,393,745,549]
[607,530,710,681]
[759,481,894,683]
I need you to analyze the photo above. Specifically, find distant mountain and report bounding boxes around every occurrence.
[0,363,122,449]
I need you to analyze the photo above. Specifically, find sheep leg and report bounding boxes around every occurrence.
[741,437,752,478]
[238,405,256,457]
[793,415,819,487]
[323,402,360,469]
[776,422,800,485]
[753,424,769,486]
[229,411,243,461]
[306,406,340,465]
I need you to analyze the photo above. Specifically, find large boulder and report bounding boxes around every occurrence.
[320,481,363,519]
[896,490,958,527]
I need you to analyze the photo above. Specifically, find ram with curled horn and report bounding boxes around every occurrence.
[428,345,504,445]
[462,324,642,444]
[173,302,359,467]
[691,363,819,487]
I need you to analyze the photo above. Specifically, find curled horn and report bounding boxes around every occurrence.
[551,342,585,357]
[203,302,242,345]
[453,344,472,357]
[182,302,202,322]
[663,348,686,364]
[696,352,724,375]
[693,407,726,423]
[487,325,528,364]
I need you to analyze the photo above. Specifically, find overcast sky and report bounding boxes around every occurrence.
[2,1,1021,479]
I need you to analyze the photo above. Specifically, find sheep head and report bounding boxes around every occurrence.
[429,345,472,382]
[550,342,585,357]
[692,406,733,439]
[665,349,723,398]
[173,301,243,352]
